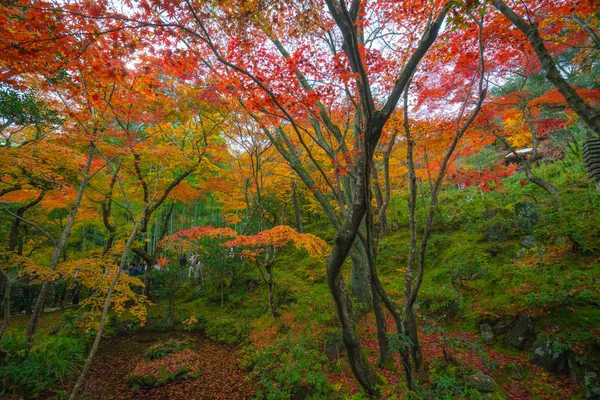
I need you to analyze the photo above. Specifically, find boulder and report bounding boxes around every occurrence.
[520,235,538,249]
[479,322,494,343]
[583,370,600,399]
[487,225,505,242]
[530,340,570,376]
[324,337,344,358]
[514,202,538,232]
[446,300,460,320]
[468,371,496,393]
[504,315,536,350]
[493,320,509,336]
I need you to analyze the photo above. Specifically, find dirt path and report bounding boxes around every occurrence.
[72,331,255,400]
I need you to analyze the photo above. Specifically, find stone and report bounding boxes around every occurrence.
[530,340,570,376]
[520,235,538,249]
[512,248,527,262]
[504,315,536,350]
[583,370,600,399]
[480,322,494,343]
[487,225,505,242]
[514,202,538,232]
[493,320,509,336]
[446,300,460,320]
[469,371,496,393]
[324,337,344,358]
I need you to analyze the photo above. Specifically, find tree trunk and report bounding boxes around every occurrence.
[27,144,95,340]
[265,263,278,318]
[372,168,389,234]
[69,209,145,400]
[350,247,373,314]
[326,162,381,396]
[371,281,391,369]
[8,191,45,253]
[0,268,11,344]
[220,276,224,308]
[291,180,303,233]
[492,0,600,136]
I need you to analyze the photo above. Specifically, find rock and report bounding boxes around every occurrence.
[469,371,496,393]
[324,337,344,358]
[480,322,494,343]
[515,202,538,232]
[583,370,600,399]
[504,315,536,350]
[520,235,538,249]
[446,300,460,320]
[487,225,505,242]
[483,208,508,242]
[530,340,570,376]
[493,320,509,336]
[512,248,527,262]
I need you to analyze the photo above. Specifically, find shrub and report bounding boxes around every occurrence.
[0,334,85,397]
[205,315,249,343]
[127,348,200,389]
[251,335,336,399]
[145,339,186,360]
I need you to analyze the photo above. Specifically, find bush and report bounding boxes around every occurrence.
[251,335,336,399]
[419,361,485,400]
[127,348,200,389]
[0,334,85,397]
[145,339,186,360]
[205,315,249,343]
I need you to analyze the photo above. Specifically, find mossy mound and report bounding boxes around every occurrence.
[126,348,200,389]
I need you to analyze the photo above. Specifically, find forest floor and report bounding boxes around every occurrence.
[45,330,255,400]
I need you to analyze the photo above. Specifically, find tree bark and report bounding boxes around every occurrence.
[0,268,11,344]
[265,263,278,318]
[291,180,303,233]
[27,143,95,340]
[8,191,45,253]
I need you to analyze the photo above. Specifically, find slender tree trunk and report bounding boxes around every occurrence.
[27,144,95,340]
[372,168,389,233]
[498,136,560,199]
[265,263,278,318]
[8,191,45,253]
[167,294,175,326]
[350,247,373,314]
[371,280,391,369]
[0,268,11,344]
[220,275,224,308]
[69,210,145,400]
[291,180,303,233]
[368,254,414,388]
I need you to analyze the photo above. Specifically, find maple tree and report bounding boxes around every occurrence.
[0,0,599,398]
[224,225,328,317]
[489,0,600,137]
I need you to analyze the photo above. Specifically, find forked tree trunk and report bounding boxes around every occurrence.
[326,162,382,396]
